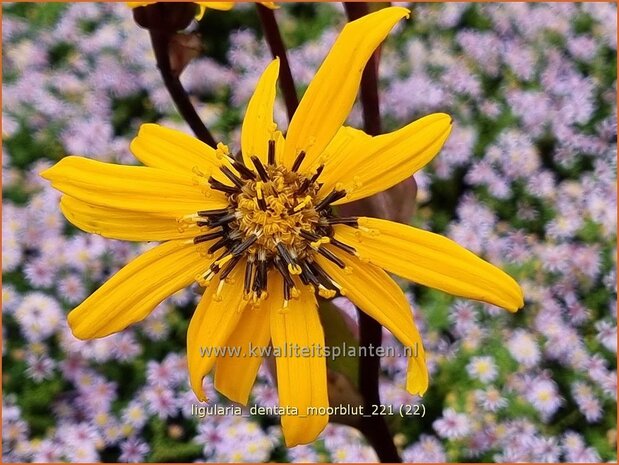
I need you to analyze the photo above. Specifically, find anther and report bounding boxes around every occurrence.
[291,150,306,172]
[299,230,321,242]
[197,208,230,217]
[230,235,258,256]
[309,261,339,290]
[208,235,234,254]
[252,259,268,296]
[208,212,237,228]
[193,229,225,244]
[315,189,346,211]
[299,260,320,287]
[231,161,257,180]
[276,243,302,275]
[198,268,217,287]
[273,257,295,288]
[219,255,242,280]
[219,166,244,188]
[330,237,357,255]
[250,156,270,182]
[310,165,324,183]
[317,246,346,268]
[296,178,311,194]
[243,259,254,296]
[255,182,267,211]
[267,139,276,165]
[208,177,240,195]
[325,217,359,227]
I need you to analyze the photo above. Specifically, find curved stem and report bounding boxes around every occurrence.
[343,2,401,463]
[256,3,299,122]
[149,29,217,147]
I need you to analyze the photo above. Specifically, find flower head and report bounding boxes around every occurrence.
[41,7,523,446]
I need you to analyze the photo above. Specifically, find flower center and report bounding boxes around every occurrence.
[185,143,358,306]
[235,165,321,259]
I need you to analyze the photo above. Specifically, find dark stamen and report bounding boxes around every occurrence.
[231,235,258,256]
[231,161,257,180]
[193,229,225,244]
[208,212,237,228]
[291,150,306,172]
[310,165,324,183]
[326,217,358,226]
[219,255,242,280]
[309,261,338,291]
[315,189,346,211]
[251,156,270,182]
[253,259,268,295]
[283,280,291,301]
[208,235,234,254]
[330,237,356,255]
[257,195,268,211]
[317,246,346,268]
[296,178,311,194]
[208,177,240,194]
[274,257,295,287]
[276,243,297,270]
[244,260,254,295]
[267,139,276,165]
[220,166,244,188]
[197,208,230,217]
[300,260,320,286]
[299,230,321,242]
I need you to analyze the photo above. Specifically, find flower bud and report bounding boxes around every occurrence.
[132,2,197,32]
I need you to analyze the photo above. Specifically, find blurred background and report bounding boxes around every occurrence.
[2,2,617,462]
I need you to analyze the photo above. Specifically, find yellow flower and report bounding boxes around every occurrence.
[41,7,523,446]
[128,1,277,21]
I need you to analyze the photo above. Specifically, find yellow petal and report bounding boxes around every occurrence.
[241,59,280,168]
[270,276,328,446]
[126,2,152,8]
[315,247,428,395]
[60,195,199,242]
[197,2,235,12]
[214,288,271,405]
[282,7,410,173]
[68,240,207,339]
[259,2,279,9]
[334,218,525,311]
[187,263,248,401]
[41,156,228,214]
[130,123,233,186]
[320,114,452,204]
[320,126,372,177]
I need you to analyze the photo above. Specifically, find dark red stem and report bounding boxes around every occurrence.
[149,29,217,147]
[344,2,401,463]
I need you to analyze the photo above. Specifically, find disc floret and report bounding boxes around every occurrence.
[188,144,357,306]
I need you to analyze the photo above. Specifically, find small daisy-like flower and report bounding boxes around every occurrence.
[41,7,523,446]
[119,436,150,463]
[433,408,470,440]
[475,387,508,412]
[467,355,498,383]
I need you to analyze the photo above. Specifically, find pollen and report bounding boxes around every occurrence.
[188,141,358,304]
